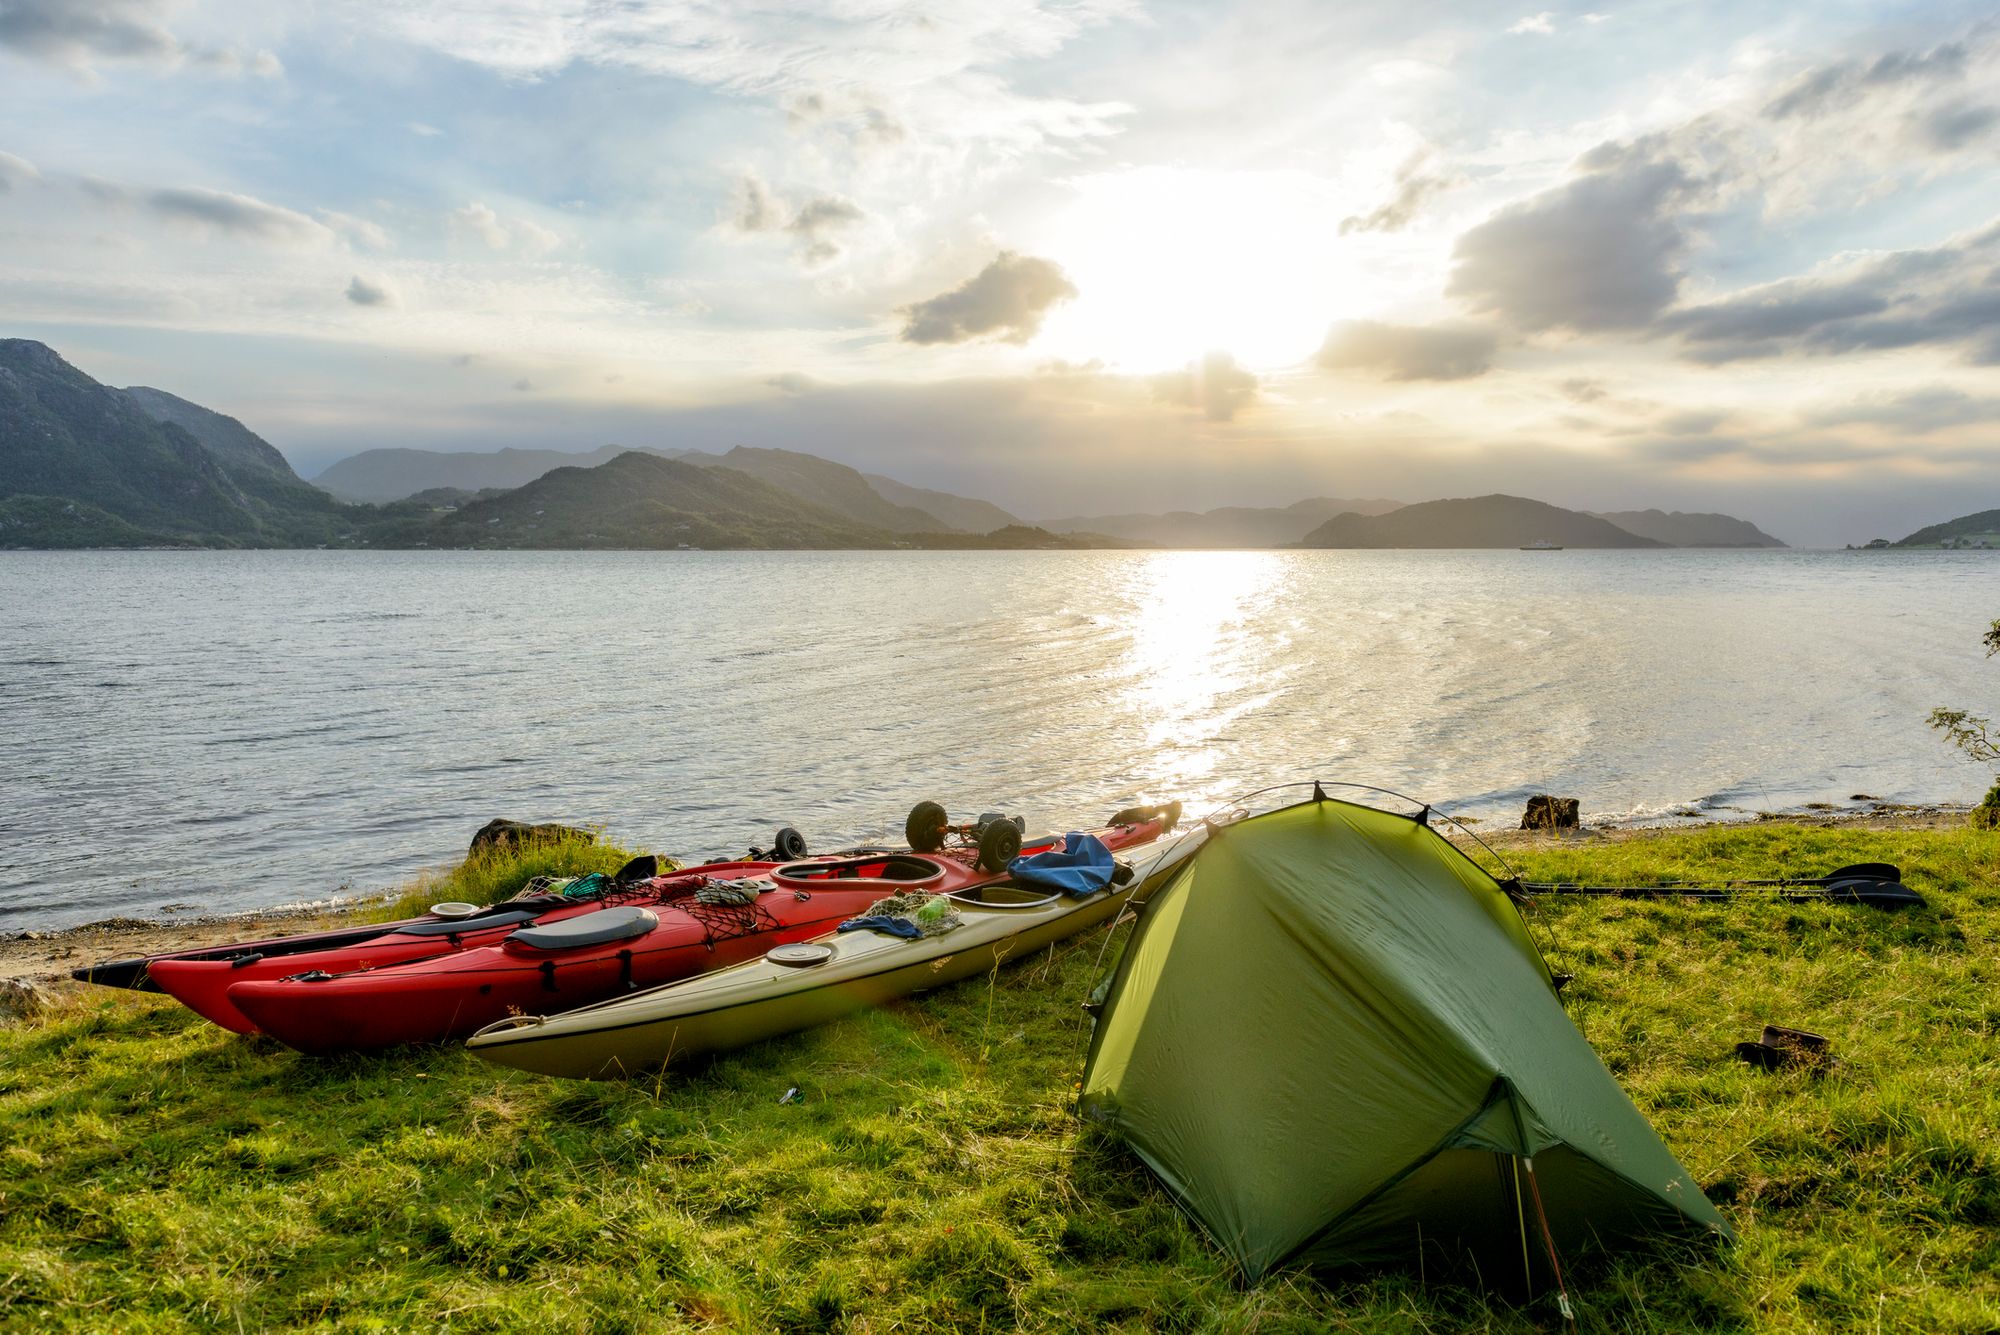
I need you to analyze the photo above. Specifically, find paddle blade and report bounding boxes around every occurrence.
[612,854,659,885]
[1822,862,1901,884]
[1813,878,1925,909]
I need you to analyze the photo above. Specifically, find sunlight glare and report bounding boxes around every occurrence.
[1031,167,1380,373]
[1117,552,1293,803]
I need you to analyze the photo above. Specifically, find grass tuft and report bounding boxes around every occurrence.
[372,833,654,921]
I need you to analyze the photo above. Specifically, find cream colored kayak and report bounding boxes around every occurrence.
[465,831,1206,1080]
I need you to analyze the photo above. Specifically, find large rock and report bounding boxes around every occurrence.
[0,978,56,1022]
[1520,795,1581,831]
[469,819,595,856]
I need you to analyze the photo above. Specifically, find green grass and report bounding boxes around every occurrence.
[2,823,1996,1332]
[370,834,657,921]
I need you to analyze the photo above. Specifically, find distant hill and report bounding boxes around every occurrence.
[0,339,349,547]
[1043,497,1404,548]
[421,451,895,549]
[1889,508,2000,548]
[1591,509,1786,548]
[312,440,1015,534]
[865,473,1020,533]
[403,486,510,508]
[700,446,945,533]
[312,444,688,503]
[910,524,1135,550]
[1299,495,1666,548]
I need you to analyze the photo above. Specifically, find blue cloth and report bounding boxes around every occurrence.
[1008,831,1116,895]
[837,915,925,939]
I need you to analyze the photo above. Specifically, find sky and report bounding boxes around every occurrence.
[1,0,1996,546]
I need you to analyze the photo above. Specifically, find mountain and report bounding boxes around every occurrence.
[700,446,945,532]
[420,451,896,549]
[1591,508,1786,548]
[865,473,1020,533]
[1042,497,1404,548]
[1298,495,1667,548]
[1892,508,2000,548]
[0,340,348,546]
[312,443,687,502]
[910,524,1135,550]
[312,440,1004,534]
[121,386,295,479]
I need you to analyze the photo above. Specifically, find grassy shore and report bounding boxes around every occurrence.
[2,821,1996,1332]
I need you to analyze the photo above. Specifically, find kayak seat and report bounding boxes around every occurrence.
[507,906,659,951]
[391,908,541,937]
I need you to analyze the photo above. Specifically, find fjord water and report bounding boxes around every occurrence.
[1,548,1991,931]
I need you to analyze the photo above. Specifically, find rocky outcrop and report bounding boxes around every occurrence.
[1521,795,1581,830]
[469,819,597,856]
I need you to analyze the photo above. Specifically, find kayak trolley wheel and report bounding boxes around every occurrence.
[977,819,1023,873]
[906,801,948,852]
[773,826,809,861]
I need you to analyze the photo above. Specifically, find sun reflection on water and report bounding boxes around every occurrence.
[1112,551,1295,808]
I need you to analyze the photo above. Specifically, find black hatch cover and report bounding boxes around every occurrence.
[507,905,659,950]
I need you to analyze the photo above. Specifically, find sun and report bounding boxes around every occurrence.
[1028,166,1386,374]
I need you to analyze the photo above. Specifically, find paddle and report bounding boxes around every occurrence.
[1520,862,1900,893]
[1513,875,1923,910]
[1729,861,1900,886]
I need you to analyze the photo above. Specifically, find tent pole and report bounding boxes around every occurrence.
[1524,1156,1579,1333]
[1513,1154,1532,1298]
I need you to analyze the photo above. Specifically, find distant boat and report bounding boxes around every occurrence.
[1520,539,1564,551]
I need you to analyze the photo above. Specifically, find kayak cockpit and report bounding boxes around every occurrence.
[771,854,946,893]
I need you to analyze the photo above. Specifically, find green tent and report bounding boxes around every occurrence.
[1079,794,1732,1282]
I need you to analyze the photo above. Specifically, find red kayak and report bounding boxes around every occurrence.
[227,807,1178,1054]
[135,863,698,1034]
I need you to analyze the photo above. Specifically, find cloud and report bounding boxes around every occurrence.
[1448,155,1698,332]
[0,0,280,77]
[1663,220,2000,365]
[0,0,176,67]
[1919,100,2000,151]
[449,201,560,255]
[788,93,907,153]
[766,371,818,394]
[730,176,865,265]
[1316,321,1496,381]
[1763,40,1971,121]
[1340,150,1457,235]
[1806,386,2000,435]
[899,251,1077,345]
[1151,352,1258,422]
[0,149,39,192]
[360,0,1130,164]
[321,210,390,250]
[144,186,330,244]
[345,274,397,307]
[785,196,863,266]
[1507,13,1555,35]
[735,174,781,232]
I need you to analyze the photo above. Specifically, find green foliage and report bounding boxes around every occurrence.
[372,834,659,921]
[1928,616,2000,775]
[3,823,1996,1332]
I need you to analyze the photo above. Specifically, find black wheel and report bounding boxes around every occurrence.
[977,819,1023,872]
[773,827,808,861]
[906,801,948,852]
